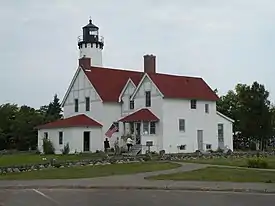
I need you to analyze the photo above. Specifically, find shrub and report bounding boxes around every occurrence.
[62,143,70,155]
[247,158,268,169]
[143,153,152,161]
[216,147,224,153]
[159,150,165,156]
[42,137,55,154]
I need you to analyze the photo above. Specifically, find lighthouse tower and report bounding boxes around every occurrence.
[78,19,104,67]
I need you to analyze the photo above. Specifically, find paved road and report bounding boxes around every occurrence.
[1,189,275,206]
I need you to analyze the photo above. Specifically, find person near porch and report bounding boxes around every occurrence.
[126,137,133,151]
[104,138,110,153]
[114,137,120,155]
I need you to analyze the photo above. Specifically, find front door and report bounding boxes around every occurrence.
[135,122,141,144]
[83,131,90,152]
[197,130,203,151]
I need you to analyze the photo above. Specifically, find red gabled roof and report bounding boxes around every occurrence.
[84,67,143,102]
[119,108,159,122]
[36,114,102,129]
[83,66,218,102]
[148,73,219,101]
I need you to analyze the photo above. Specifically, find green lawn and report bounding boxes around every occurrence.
[0,162,180,180]
[182,157,275,169]
[0,153,106,167]
[147,167,275,183]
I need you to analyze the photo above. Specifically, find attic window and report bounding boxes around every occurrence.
[74,99,79,112]
[145,91,151,107]
[129,99,134,110]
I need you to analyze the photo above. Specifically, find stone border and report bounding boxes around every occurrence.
[0,156,146,175]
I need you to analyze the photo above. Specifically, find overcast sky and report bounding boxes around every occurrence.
[1,0,275,108]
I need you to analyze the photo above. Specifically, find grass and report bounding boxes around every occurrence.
[0,162,180,180]
[0,153,106,167]
[147,167,275,183]
[181,157,275,169]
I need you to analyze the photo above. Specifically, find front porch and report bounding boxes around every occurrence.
[118,108,160,154]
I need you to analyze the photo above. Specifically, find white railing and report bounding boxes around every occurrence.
[77,35,104,44]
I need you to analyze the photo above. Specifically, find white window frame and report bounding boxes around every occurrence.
[85,97,90,111]
[179,119,185,132]
[190,99,197,109]
[74,98,79,112]
[206,144,212,150]
[145,91,151,107]
[129,98,134,110]
[205,104,209,113]
[150,122,156,134]
[59,131,63,145]
[143,121,156,135]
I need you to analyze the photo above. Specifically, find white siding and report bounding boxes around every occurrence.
[162,99,217,153]
[79,43,103,67]
[131,76,164,153]
[63,69,102,119]
[37,127,103,154]
[102,103,122,146]
[121,81,136,115]
[216,113,234,151]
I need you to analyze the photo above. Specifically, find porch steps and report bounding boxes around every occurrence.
[129,144,142,156]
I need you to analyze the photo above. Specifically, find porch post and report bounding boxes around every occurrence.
[123,122,126,135]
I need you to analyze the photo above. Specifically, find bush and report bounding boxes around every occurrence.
[247,158,268,169]
[216,147,224,153]
[143,153,152,161]
[42,137,55,154]
[159,150,165,156]
[62,143,70,155]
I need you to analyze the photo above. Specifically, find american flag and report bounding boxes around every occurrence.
[105,123,119,138]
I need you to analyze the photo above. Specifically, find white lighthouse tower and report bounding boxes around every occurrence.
[78,19,104,67]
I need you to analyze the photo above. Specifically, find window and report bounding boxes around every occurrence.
[205,104,209,113]
[143,122,156,135]
[145,91,151,107]
[206,144,212,150]
[129,99,134,110]
[59,132,63,145]
[113,122,119,132]
[218,123,224,140]
[179,145,186,150]
[85,97,90,111]
[74,99,79,112]
[44,132,48,139]
[150,122,156,134]
[143,122,149,134]
[190,99,197,109]
[179,119,185,132]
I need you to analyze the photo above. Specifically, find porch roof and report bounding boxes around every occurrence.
[35,114,102,129]
[119,108,159,122]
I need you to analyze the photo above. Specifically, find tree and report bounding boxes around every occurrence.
[0,94,63,151]
[46,94,62,121]
[0,103,18,149]
[217,81,274,150]
[12,106,45,150]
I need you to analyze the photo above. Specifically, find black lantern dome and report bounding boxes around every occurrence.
[78,19,104,49]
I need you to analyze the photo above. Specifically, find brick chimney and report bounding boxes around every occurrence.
[79,56,91,70]
[144,54,156,73]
